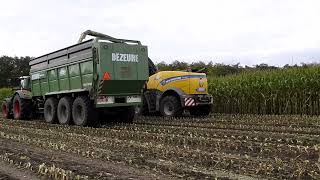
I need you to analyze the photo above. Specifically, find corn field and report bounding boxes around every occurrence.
[209,66,320,115]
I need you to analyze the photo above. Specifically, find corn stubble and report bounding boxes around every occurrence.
[0,114,319,179]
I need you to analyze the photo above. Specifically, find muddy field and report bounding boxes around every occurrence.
[0,114,319,179]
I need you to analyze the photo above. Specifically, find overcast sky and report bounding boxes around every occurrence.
[1,0,320,66]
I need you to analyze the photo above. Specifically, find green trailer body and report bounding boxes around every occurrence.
[2,31,149,125]
[29,39,149,108]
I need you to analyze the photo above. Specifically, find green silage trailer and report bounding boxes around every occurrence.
[2,30,149,125]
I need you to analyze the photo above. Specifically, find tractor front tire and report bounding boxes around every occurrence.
[44,98,58,123]
[12,95,31,120]
[2,101,13,119]
[57,97,73,125]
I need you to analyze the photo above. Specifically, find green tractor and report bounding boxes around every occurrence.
[2,76,33,119]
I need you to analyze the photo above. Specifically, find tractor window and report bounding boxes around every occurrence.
[20,78,30,89]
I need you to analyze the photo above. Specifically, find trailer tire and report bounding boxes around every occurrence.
[160,95,182,117]
[44,98,58,123]
[13,95,31,120]
[2,101,13,119]
[57,97,73,125]
[72,96,94,126]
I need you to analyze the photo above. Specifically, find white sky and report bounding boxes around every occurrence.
[1,0,320,66]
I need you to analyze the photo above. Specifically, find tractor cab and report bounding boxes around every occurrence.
[7,76,31,91]
[19,76,31,90]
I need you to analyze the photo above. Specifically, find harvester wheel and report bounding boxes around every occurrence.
[72,96,95,126]
[189,105,211,116]
[44,98,58,123]
[57,97,73,125]
[160,95,182,117]
[2,101,13,119]
[12,95,31,120]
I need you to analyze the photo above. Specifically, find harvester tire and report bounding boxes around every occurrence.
[160,95,182,117]
[2,101,13,119]
[57,97,73,125]
[44,98,58,123]
[72,96,95,126]
[12,95,31,120]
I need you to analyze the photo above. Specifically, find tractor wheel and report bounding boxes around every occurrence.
[160,95,182,117]
[12,95,31,120]
[44,98,58,123]
[118,106,135,123]
[57,97,73,125]
[72,96,95,126]
[189,105,211,116]
[2,101,13,119]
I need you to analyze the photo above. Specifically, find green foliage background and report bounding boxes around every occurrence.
[0,56,31,88]
[0,88,12,103]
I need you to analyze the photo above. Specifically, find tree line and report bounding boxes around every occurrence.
[0,56,31,88]
[0,55,315,88]
[156,60,310,77]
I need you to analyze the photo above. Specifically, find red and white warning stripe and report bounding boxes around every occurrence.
[184,98,195,106]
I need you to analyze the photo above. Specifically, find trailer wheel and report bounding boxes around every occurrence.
[72,96,95,126]
[57,97,73,125]
[119,106,135,123]
[2,101,13,119]
[160,95,182,117]
[44,98,58,123]
[12,95,31,120]
[189,105,211,116]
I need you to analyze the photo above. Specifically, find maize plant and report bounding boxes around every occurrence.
[209,66,320,115]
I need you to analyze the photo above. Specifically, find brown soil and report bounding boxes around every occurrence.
[0,161,39,180]
[0,114,318,179]
[0,138,171,179]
